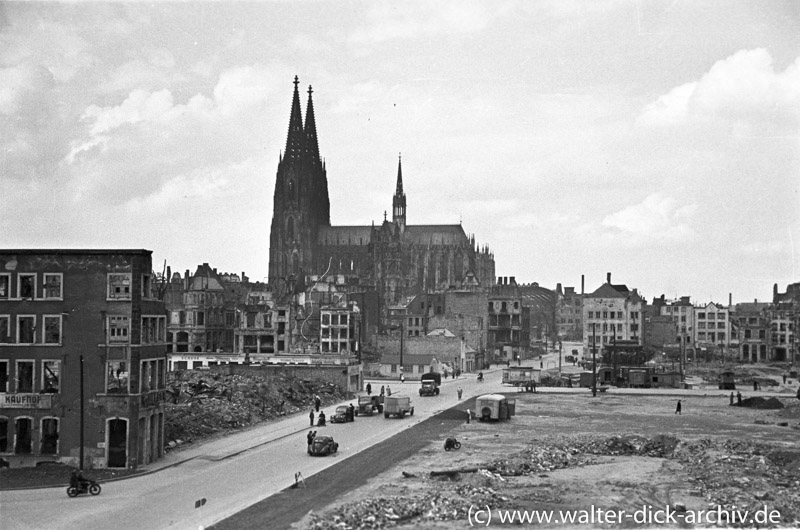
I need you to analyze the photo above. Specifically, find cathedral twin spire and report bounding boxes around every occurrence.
[283,76,321,168]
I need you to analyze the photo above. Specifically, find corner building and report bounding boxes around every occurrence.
[0,250,167,469]
[268,77,495,326]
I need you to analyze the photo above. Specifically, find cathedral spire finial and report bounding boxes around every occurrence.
[284,76,304,163]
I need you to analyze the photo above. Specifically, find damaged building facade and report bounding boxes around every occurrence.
[0,250,167,469]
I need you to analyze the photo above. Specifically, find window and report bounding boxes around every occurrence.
[0,274,9,299]
[16,361,34,392]
[390,364,397,373]
[141,274,151,298]
[44,315,61,344]
[196,311,205,326]
[42,360,60,393]
[0,418,7,452]
[106,361,128,393]
[108,316,130,342]
[322,313,330,326]
[43,273,62,299]
[717,322,725,329]
[108,273,132,300]
[717,313,725,320]
[602,311,608,319]
[17,316,35,343]
[0,361,7,392]
[0,316,9,343]
[698,312,706,319]
[40,418,59,454]
[15,418,32,454]
[588,311,593,319]
[246,313,255,328]
[18,274,36,299]
[141,362,151,392]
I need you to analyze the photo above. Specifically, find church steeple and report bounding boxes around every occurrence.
[304,85,320,165]
[284,75,304,165]
[392,153,406,233]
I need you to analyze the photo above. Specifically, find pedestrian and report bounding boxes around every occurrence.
[307,430,315,447]
[400,374,405,383]
[729,392,734,406]
[457,387,463,400]
[753,380,758,392]
[380,385,385,396]
[278,400,286,416]
[314,395,321,412]
[466,408,471,424]
[783,373,787,384]
[348,403,355,421]
[737,391,742,406]
[387,385,392,396]
[309,409,315,426]
[796,386,800,401]
[506,359,510,368]
[675,400,682,415]
[366,382,372,395]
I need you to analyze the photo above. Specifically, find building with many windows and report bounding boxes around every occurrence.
[582,274,643,356]
[0,250,167,469]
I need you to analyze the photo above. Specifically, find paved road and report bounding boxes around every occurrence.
[0,371,496,530]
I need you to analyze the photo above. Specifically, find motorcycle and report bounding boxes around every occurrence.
[67,479,101,497]
[444,437,462,451]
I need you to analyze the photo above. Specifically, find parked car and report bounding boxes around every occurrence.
[331,405,354,423]
[308,435,339,456]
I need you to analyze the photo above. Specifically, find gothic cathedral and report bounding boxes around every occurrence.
[268,77,495,323]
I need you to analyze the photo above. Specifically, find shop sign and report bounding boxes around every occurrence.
[1,393,53,409]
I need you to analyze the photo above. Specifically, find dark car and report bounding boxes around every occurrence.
[308,435,339,456]
[331,405,354,423]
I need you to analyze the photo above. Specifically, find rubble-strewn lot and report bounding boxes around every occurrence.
[165,370,348,449]
[303,393,800,529]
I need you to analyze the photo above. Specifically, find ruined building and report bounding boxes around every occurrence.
[267,77,495,327]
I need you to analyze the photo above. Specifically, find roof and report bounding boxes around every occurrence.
[1,249,153,256]
[427,328,456,337]
[402,225,469,246]
[588,283,628,298]
[318,226,373,246]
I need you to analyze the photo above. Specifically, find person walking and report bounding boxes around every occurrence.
[753,380,758,392]
[729,392,734,406]
[307,430,315,447]
[457,387,463,400]
[366,383,372,395]
[386,385,392,397]
[309,409,315,426]
[380,385,385,396]
[675,400,682,415]
[737,391,742,406]
[314,395,321,412]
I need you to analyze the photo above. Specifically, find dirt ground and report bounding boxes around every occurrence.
[302,393,800,529]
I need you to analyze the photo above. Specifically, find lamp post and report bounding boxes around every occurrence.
[399,320,404,381]
[79,354,85,471]
[592,322,597,397]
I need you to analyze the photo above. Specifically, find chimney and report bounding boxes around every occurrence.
[510,276,516,285]
[729,293,732,307]
[213,268,217,274]
[497,276,502,285]
[607,272,611,284]
[581,274,584,295]
[184,269,190,290]
[504,277,508,285]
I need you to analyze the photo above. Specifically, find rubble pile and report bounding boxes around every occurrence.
[308,486,512,530]
[164,370,347,448]
[305,434,800,528]
[739,396,785,409]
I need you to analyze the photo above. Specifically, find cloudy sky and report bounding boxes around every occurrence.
[2,1,798,304]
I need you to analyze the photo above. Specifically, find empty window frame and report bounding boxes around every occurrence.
[107,273,132,300]
[16,360,34,392]
[42,360,60,393]
[44,315,61,344]
[18,274,36,299]
[0,417,7,452]
[108,316,130,342]
[0,361,7,392]
[15,417,32,454]
[43,273,63,299]
[17,315,35,344]
[0,274,9,299]
[40,417,59,454]
[0,315,9,343]
[106,361,128,393]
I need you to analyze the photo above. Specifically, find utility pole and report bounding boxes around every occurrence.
[399,319,404,381]
[79,355,85,471]
[592,322,597,397]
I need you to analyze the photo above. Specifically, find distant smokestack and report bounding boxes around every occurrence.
[729,293,732,307]
[607,272,611,284]
[510,276,515,284]
[581,275,584,295]
[497,276,502,285]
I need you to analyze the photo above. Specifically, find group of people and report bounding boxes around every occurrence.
[310,409,326,426]
[365,383,390,396]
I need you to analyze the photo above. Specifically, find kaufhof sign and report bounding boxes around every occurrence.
[1,393,54,409]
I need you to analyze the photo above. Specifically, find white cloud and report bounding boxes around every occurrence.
[637,48,800,129]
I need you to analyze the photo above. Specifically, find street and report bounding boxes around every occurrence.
[0,371,500,530]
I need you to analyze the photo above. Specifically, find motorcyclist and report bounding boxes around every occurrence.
[317,411,326,426]
[70,469,88,490]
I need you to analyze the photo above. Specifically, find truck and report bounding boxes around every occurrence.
[502,366,540,392]
[475,394,516,421]
[419,372,442,396]
[356,395,383,415]
[383,395,414,418]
